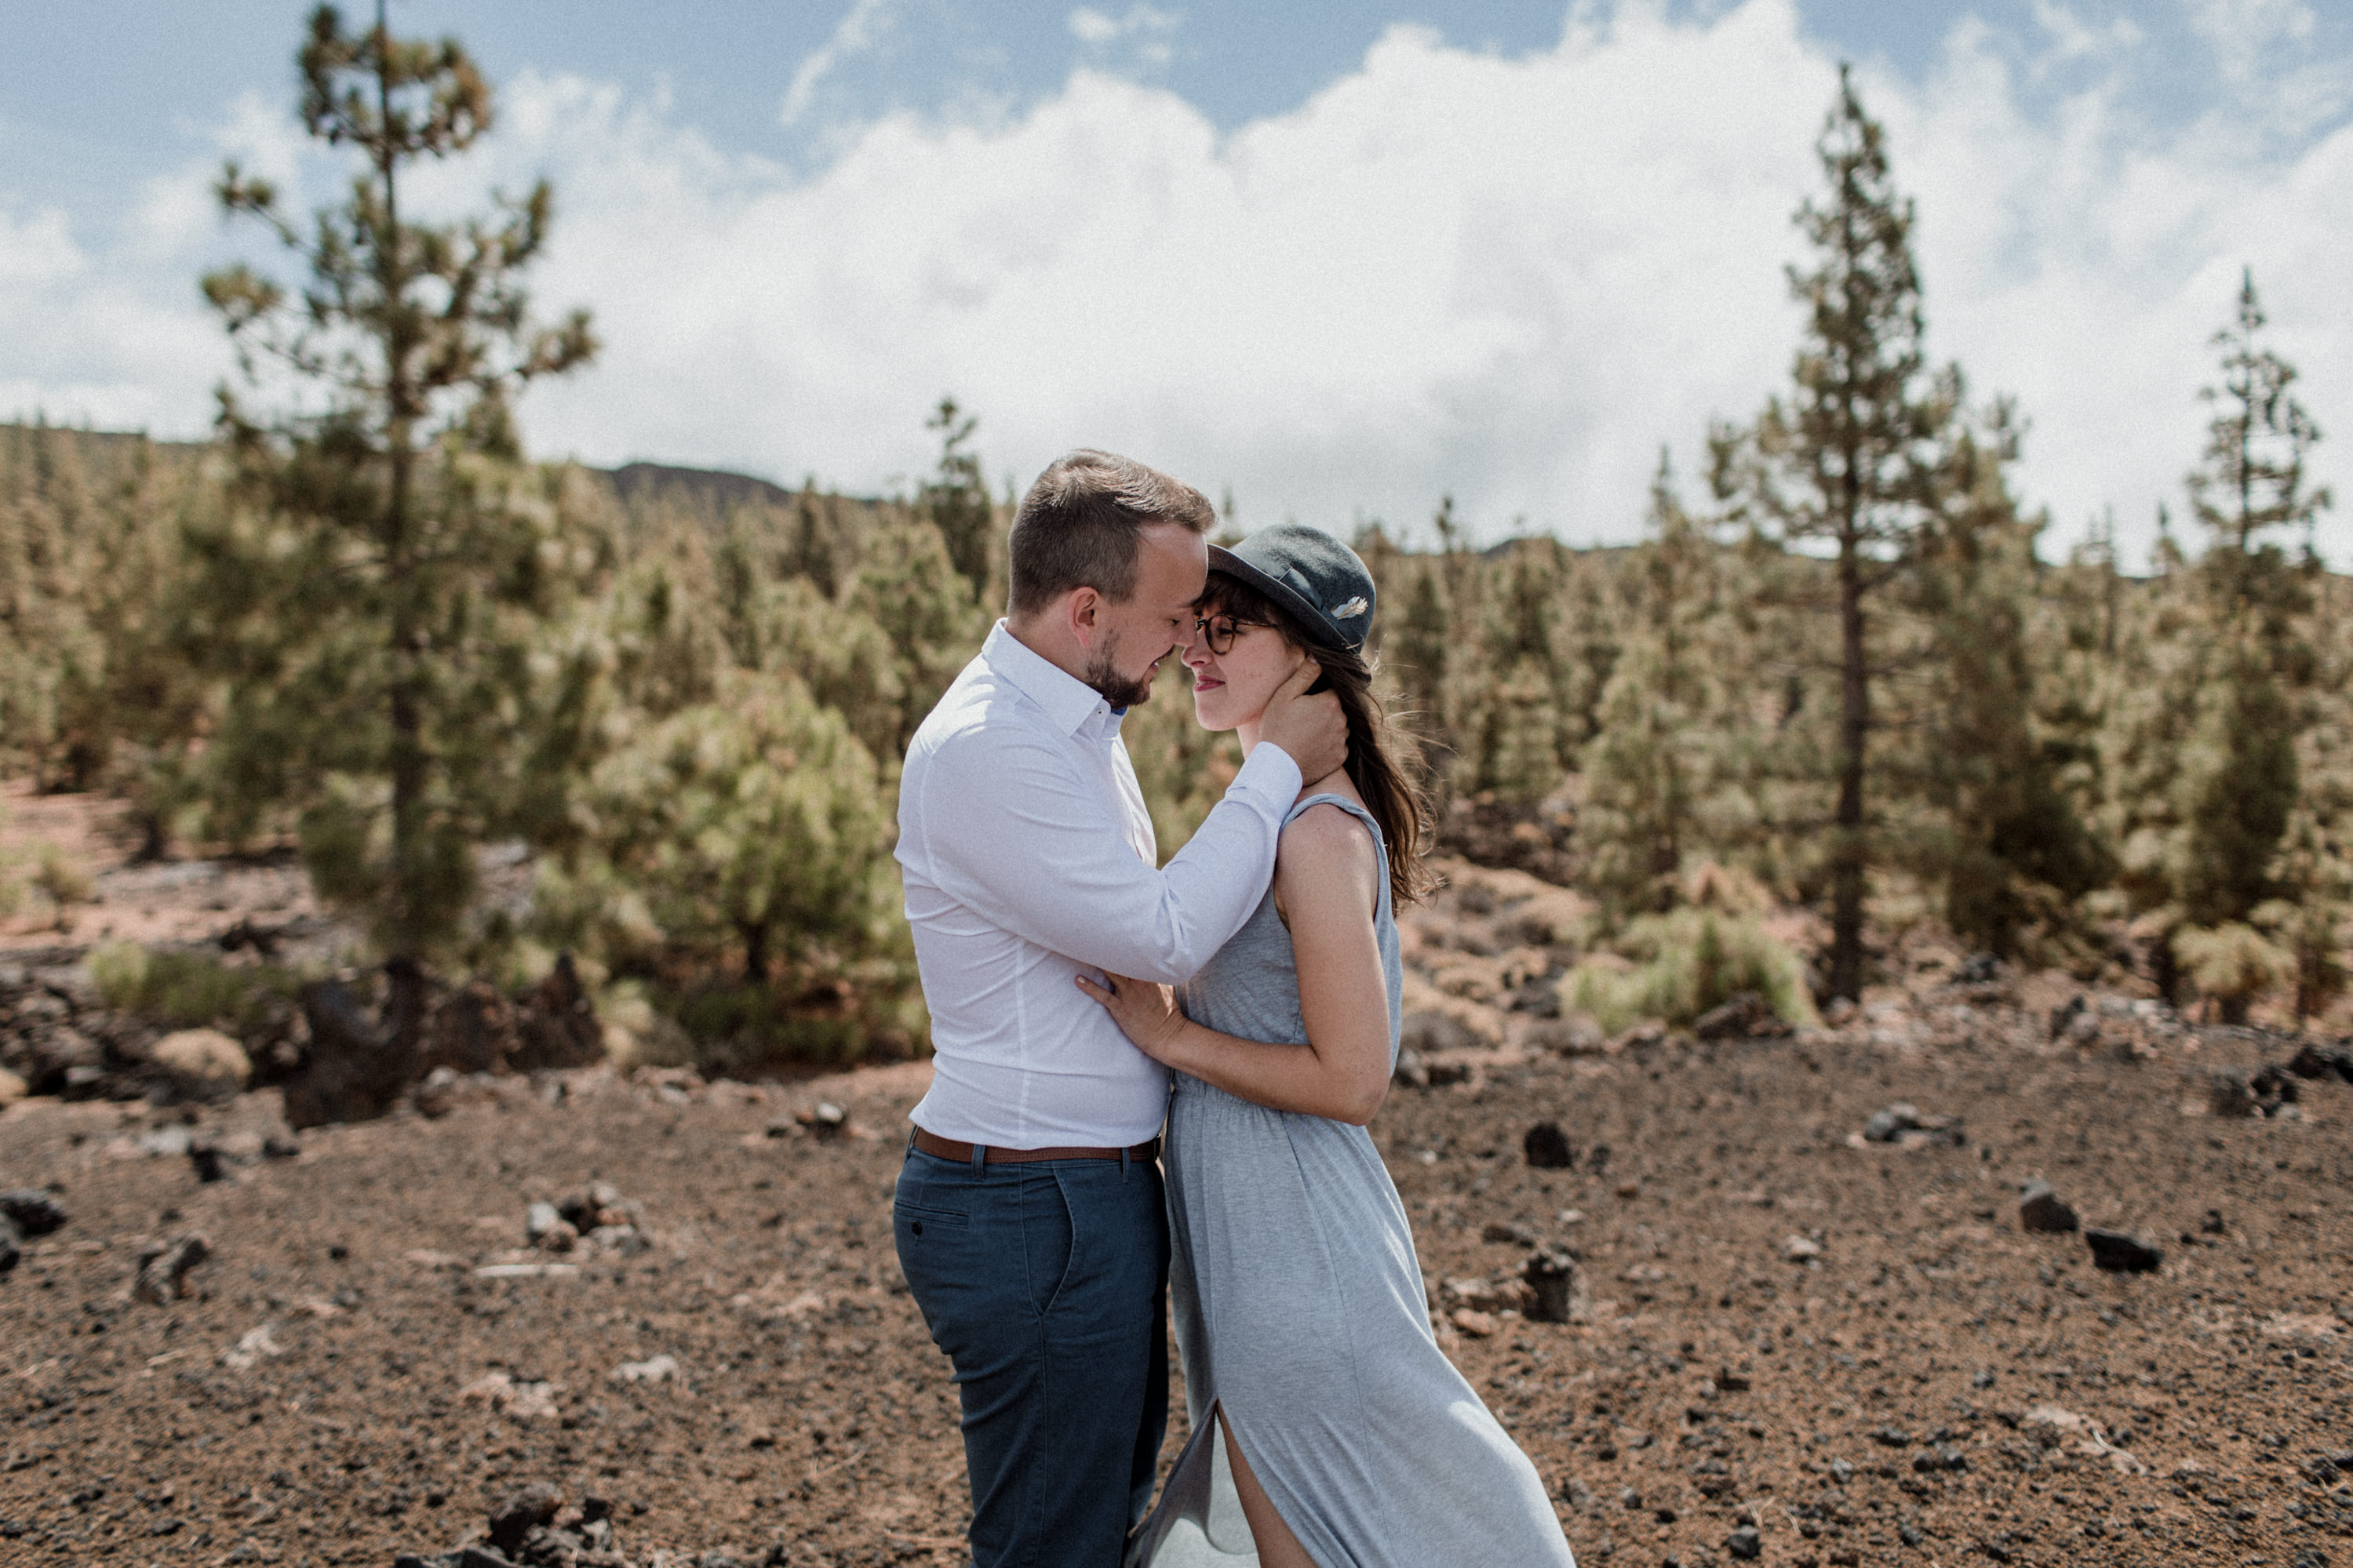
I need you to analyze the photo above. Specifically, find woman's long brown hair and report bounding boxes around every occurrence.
[1198,572,1437,906]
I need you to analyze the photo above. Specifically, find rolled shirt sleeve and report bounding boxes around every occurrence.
[912,725,1302,985]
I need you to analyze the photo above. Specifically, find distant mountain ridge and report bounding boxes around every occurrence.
[0,424,825,511]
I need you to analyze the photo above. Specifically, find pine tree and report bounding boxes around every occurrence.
[1710,66,1954,1000]
[2173,271,2328,933]
[1910,397,2108,952]
[921,397,994,601]
[1579,453,1724,919]
[188,3,598,1036]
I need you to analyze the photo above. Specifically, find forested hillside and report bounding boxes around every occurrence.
[1,28,2342,1073]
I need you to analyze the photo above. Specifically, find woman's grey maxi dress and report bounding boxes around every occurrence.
[1128,795,1575,1568]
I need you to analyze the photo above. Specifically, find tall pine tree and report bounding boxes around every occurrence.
[188,3,598,1037]
[1711,66,1954,1000]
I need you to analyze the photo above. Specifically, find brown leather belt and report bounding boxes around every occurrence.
[910,1126,1160,1166]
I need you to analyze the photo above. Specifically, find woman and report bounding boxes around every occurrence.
[1078,524,1576,1568]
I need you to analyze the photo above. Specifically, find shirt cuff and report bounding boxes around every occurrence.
[1231,740,1305,812]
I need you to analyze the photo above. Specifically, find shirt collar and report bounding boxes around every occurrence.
[982,620,1116,737]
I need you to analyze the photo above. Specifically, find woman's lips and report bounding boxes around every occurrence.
[1193,678,1223,692]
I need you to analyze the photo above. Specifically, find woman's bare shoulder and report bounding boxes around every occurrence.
[1275,798,1379,875]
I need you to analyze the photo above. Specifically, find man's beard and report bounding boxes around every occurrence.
[1083,631,1156,710]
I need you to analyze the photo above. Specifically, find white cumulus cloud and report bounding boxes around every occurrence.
[2,0,2345,567]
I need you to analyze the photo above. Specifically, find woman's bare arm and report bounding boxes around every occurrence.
[1075,803,1393,1126]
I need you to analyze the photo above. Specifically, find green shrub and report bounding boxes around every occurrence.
[1567,908,1817,1034]
[2172,922,2293,1024]
[89,940,297,1031]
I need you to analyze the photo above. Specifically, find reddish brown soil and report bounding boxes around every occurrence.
[2,998,2349,1568]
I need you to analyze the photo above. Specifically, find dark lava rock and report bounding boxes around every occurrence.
[2251,1064,2300,1112]
[1870,1426,1914,1448]
[1692,991,1790,1042]
[1508,974,1561,1017]
[513,954,606,1072]
[282,977,417,1130]
[2085,1228,2162,1274]
[486,1483,560,1555]
[2017,1180,2079,1234]
[0,1189,66,1236]
[2209,1066,2298,1119]
[1523,1121,1574,1169]
[131,1233,209,1304]
[2286,1042,2353,1082]
[1958,952,2003,984]
[1524,1248,1577,1324]
[188,1141,228,1184]
[1725,1525,1763,1560]
[0,1219,20,1277]
[1914,1444,1970,1473]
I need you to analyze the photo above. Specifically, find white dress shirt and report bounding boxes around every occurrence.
[897,620,1305,1148]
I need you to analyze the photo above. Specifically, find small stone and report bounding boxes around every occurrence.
[188,1141,228,1185]
[0,1189,67,1236]
[1726,1525,1763,1560]
[1863,1104,1921,1142]
[1914,1444,1969,1472]
[262,1136,300,1159]
[133,1234,210,1304]
[613,1354,679,1384]
[1481,1220,1537,1246]
[151,1028,251,1098]
[1782,1235,1823,1263]
[0,1221,19,1278]
[2208,1069,2258,1118]
[1870,1425,1914,1448]
[796,1102,847,1138]
[2017,1180,2079,1234]
[2048,996,2085,1047]
[487,1482,559,1555]
[1450,1308,1496,1338]
[1390,1046,1431,1090]
[457,1548,515,1568]
[0,1068,26,1107]
[1898,1520,1926,1547]
[2085,1229,2162,1274]
[1522,1121,1574,1168]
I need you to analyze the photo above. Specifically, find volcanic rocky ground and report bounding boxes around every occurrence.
[2,860,2351,1567]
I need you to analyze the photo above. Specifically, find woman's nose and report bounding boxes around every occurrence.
[1180,631,1211,669]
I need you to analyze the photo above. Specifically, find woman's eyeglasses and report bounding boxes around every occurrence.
[1192,616,1270,656]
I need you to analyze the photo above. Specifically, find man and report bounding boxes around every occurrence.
[892,449,1348,1566]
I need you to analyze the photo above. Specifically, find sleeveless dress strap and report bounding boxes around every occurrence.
[1281,792,1392,922]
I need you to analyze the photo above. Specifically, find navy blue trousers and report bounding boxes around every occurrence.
[894,1144,1169,1568]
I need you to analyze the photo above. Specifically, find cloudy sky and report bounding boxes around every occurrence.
[1,1,2346,562]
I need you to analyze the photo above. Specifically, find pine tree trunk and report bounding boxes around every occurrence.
[743,917,771,986]
[1830,526,1869,1002]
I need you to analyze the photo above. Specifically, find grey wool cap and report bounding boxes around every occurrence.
[1207,523,1377,653]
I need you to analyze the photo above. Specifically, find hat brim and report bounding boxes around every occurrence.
[1205,543,1350,650]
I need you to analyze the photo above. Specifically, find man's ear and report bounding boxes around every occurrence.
[1067,586,1104,649]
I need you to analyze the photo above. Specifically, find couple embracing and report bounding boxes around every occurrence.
[892,449,1577,1568]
